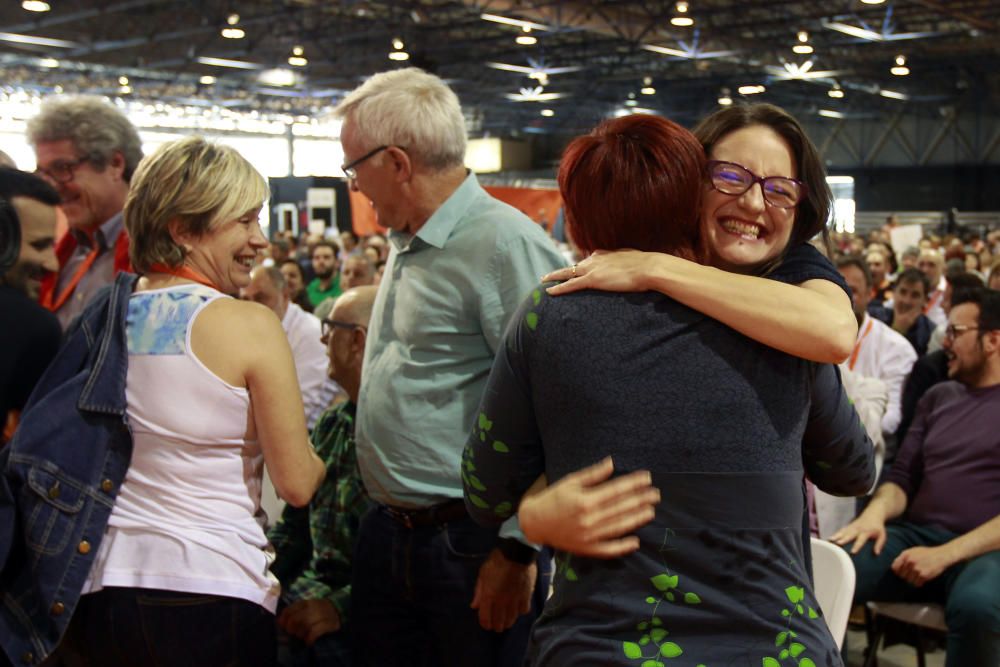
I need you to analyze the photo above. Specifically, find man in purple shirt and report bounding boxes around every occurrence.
[832,288,1000,667]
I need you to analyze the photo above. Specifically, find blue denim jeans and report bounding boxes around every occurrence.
[851,521,1000,667]
[350,506,550,667]
[74,587,277,666]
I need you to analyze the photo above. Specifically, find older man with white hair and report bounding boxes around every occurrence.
[335,68,564,667]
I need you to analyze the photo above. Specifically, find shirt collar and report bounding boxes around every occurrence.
[71,210,124,251]
[388,171,480,252]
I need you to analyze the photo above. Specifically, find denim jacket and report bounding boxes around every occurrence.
[0,272,136,666]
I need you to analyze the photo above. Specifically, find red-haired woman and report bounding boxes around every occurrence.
[461,113,874,666]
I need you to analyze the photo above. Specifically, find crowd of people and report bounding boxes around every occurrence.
[0,66,998,667]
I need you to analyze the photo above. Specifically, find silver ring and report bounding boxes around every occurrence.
[571,264,578,278]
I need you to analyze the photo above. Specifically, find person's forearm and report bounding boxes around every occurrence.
[861,482,908,524]
[643,257,857,363]
[940,514,1000,565]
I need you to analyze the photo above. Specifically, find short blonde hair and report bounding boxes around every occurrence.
[125,136,268,273]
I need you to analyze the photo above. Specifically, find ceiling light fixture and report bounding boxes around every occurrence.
[288,45,307,66]
[119,85,131,94]
[828,84,844,98]
[818,109,846,119]
[516,27,537,45]
[39,57,59,68]
[389,37,410,61]
[258,68,297,87]
[860,0,885,4]
[0,31,78,48]
[879,89,909,100]
[793,30,814,54]
[221,13,244,39]
[480,13,548,31]
[199,75,216,84]
[641,76,655,95]
[118,76,129,85]
[21,1,50,11]
[540,109,554,117]
[671,2,694,27]
[196,56,262,70]
[891,54,909,76]
[738,84,766,95]
[718,88,732,106]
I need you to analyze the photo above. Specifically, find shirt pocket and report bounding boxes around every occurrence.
[23,466,87,557]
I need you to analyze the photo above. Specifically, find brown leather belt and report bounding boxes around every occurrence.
[380,499,468,529]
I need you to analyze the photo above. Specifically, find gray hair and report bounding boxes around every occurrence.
[27,96,143,182]
[333,68,466,170]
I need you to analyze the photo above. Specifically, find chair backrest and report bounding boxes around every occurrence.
[811,537,856,648]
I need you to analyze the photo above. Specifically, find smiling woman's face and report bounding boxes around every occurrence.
[700,124,797,275]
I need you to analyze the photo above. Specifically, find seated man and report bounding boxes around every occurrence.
[832,288,1000,667]
[268,285,378,667]
[872,268,935,356]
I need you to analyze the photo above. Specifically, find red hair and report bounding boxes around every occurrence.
[558,114,705,260]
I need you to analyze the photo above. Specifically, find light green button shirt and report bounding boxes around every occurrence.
[356,172,564,514]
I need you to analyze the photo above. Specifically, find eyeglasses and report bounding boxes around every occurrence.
[341,145,390,181]
[706,160,807,209]
[321,319,366,338]
[35,156,91,185]
[944,324,979,340]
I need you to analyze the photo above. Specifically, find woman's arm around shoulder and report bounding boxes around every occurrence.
[543,248,857,363]
[194,298,325,507]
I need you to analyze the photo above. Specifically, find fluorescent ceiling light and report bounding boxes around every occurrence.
[792,44,813,54]
[199,75,216,84]
[516,35,537,45]
[197,56,263,70]
[389,51,410,61]
[718,96,732,106]
[641,86,655,95]
[822,21,937,42]
[671,17,694,27]
[540,109,554,117]
[891,66,910,76]
[21,1,50,11]
[738,84,766,95]
[288,56,308,66]
[258,68,296,87]
[818,109,845,119]
[860,0,885,4]
[879,89,909,100]
[828,88,844,98]
[822,21,882,41]
[38,57,59,68]
[0,32,79,48]
[480,13,549,31]
[642,44,690,58]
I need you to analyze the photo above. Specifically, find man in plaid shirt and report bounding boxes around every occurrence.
[269,285,378,666]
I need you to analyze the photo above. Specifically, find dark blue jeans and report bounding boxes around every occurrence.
[74,587,277,666]
[350,506,550,667]
[851,521,1000,667]
[277,624,353,667]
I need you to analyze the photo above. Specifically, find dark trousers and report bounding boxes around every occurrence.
[851,521,1000,667]
[350,506,550,667]
[72,587,277,667]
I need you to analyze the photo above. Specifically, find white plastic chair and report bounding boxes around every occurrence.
[811,537,857,648]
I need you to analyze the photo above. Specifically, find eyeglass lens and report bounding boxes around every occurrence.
[710,162,803,209]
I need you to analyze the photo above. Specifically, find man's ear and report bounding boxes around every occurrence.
[351,327,367,356]
[983,328,1000,355]
[388,146,412,183]
[107,150,127,182]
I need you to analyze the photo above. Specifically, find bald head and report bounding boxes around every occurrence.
[918,249,945,286]
[244,265,289,319]
[332,285,378,327]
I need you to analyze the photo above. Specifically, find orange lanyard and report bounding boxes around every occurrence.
[43,246,99,312]
[848,319,874,371]
[925,290,942,314]
[148,263,220,291]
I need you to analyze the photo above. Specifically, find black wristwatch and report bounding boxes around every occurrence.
[497,537,537,565]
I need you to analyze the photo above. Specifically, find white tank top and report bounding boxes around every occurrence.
[82,284,279,612]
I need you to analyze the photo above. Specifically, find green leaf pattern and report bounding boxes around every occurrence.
[760,580,824,667]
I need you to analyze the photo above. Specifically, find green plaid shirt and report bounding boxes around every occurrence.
[268,401,369,621]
